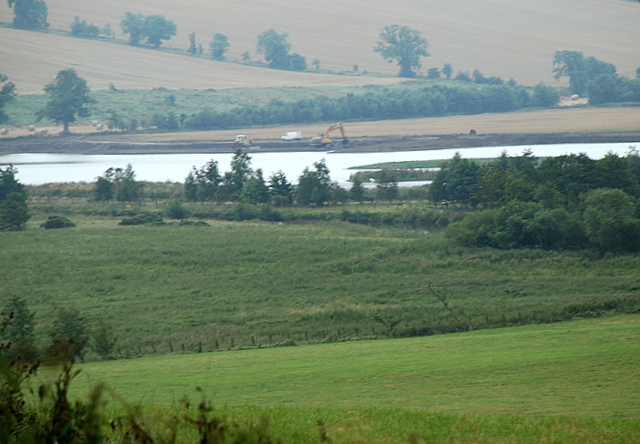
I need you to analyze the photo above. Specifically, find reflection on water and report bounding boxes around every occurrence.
[0,142,637,187]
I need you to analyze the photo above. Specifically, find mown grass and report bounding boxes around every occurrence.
[2,203,639,358]
[64,315,640,442]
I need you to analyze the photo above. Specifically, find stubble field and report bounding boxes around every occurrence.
[1,0,639,93]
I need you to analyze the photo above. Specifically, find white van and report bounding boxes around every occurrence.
[281,131,302,141]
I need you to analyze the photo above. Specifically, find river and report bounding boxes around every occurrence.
[0,142,637,187]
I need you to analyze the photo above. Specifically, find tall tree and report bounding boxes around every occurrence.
[114,164,142,202]
[376,170,399,201]
[349,175,366,203]
[584,188,640,253]
[39,69,92,134]
[0,165,29,231]
[120,12,145,46]
[188,32,197,55]
[297,159,332,206]
[143,14,176,48]
[210,33,230,61]
[256,28,291,69]
[7,0,48,30]
[0,73,17,125]
[241,168,270,204]
[269,170,293,205]
[552,50,616,96]
[374,24,429,78]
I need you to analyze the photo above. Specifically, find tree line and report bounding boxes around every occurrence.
[433,148,640,252]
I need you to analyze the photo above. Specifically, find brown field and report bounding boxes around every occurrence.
[4,106,638,142]
[1,0,639,93]
[112,106,640,141]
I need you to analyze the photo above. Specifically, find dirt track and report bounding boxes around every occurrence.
[1,132,639,156]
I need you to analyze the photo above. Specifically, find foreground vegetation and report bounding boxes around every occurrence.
[2,315,639,443]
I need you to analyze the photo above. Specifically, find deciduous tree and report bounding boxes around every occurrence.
[120,12,145,46]
[7,0,48,30]
[0,73,16,125]
[257,28,299,70]
[0,165,29,231]
[143,14,176,48]
[39,69,92,134]
[374,24,429,78]
[210,33,230,61]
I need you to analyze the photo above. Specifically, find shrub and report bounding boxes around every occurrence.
[164,198,189,219]
[40,215,75,229]
[119,212,165,225]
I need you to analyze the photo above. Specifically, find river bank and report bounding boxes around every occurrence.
[1,131,639,156]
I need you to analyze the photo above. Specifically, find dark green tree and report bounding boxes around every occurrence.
[349,175,366,202]
[0,165,29,231]
[268,170,293,206]
[210,33,230,61]
[39,69,92,134]
[376,170,399,201]
[187,32,197,55]
[287,53,307,71]
[0,296,38,361]
[530,82,560,107]
[7,0,48,30]
[90,320,117,360]
[143,14,176,48]
[93,168,114,201]
[430,153,480,206]
[0,73,17,125]
[120,12,145,46]
[426,68,440,79]
[256,28,292,69]
[587,74,626,105]
[241,169,270,204]
[297,159,332,206]
[552,50,616,95]
[50,307,88,344]
[539,153,596,208]
[442,63,453,80]
[374,24,429,78]
[584,188,640,252]
[70,16,99,38]
[226,148,253,199]
[188,159,221,201]
[114,164,141,202]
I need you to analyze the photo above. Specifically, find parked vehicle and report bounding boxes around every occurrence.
[281,131,302,141]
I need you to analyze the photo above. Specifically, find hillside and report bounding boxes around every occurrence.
[1,0,639,93]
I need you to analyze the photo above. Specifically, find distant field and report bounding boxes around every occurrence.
[1,0,639,93]
[8,106,632,141]
[114,106,640,142]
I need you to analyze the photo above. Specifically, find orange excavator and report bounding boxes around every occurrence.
[309,122,349,147]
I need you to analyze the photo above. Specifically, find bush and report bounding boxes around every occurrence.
[40,215,75,229]
[119,212,165,225]
[164,198,189,219]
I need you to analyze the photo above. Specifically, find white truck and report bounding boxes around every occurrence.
[281,131,302,141]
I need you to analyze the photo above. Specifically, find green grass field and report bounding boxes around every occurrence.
[2,207,640,358]
[64,315,639,442]
[3,197,640,442]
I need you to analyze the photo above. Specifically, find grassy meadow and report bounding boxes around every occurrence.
[60,315,640,443]
[2,199,640,358]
